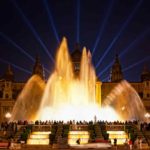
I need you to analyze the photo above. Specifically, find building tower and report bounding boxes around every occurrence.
[71,43,81,77]
[3,64,14,81]
[3,65,14,99]
[110,54,123,82]
[32,56,44,79]
[141,65,150,82]
[141,65,150,100]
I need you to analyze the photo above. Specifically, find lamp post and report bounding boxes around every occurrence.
[144,113,150,122]
[5,112,11,122]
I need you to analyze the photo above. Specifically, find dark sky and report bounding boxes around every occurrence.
[0,0,150,82]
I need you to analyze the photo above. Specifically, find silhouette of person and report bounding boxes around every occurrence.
[76,138,80,145]
[114,138,117,149]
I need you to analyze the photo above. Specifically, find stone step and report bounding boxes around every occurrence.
[22,144,52,150]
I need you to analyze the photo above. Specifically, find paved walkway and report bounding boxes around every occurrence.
[19,145,150,150]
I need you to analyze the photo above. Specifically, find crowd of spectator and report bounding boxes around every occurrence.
[0,120,150,132]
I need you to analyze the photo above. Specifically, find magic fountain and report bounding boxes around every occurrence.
[10,37,146,122]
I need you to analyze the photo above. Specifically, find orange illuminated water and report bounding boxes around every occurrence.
[37,37,105,121]
[10,37,146,122]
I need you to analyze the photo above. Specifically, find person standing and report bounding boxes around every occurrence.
[114,138,117,150]
[139,138,142,149]
[124,138,128,149]
[129,139,133,150]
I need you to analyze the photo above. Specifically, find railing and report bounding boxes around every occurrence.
[106,125,125,131]
[32,125,51,131]
[70,124,88,131]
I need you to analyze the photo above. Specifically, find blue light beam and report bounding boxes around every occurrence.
[120,28,150,57]
[0,58,31,74]
[43,0,60,43]
[0,32,50,74]
[101,76,109,82]
[123,56,150,72]
[97,62,113,78]
[96,0,143,69]
[97,28,150,78]
[101,56,150,82]
[0,32,34,62]
[76,0,80,43]
[11,0,54,63]
[92,0,114,55]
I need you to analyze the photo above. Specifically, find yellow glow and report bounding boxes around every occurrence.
[27,132,50,145]
[30,134,49,139]
[27,139,49,145]
[5,112,11,118]
[36,38,121,122]
[96,81,102,108]
[99,107,122,121]
[37,38,97,121]
[107,131,128,145]
[32,131,51,134]
[68,131,89,145]
[11,38,146,122]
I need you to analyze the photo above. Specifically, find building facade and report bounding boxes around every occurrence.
[0,48,150,122]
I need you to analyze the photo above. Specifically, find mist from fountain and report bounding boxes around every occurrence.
[37,38,99,121]
[10,75,45,121]
[103,80,146,121]
[10,37,147,122]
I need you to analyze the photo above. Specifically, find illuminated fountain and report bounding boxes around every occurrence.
[103,80,146,121]
[10,37,148,146]
[10,37,146,122]
[10,75,45,121]
[37,37,101,121]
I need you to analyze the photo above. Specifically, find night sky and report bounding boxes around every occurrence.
[0,0,150,82]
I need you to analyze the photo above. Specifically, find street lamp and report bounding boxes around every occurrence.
[144,113,150,122]
[5,112,11,121]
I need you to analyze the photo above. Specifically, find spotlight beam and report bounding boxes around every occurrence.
[120,28,150,57]
[123,56,150,72]
[76,0,80,43]
[96,0,143,69]
[43,67,50,74]
[0,32,34,62]
[11,0,54,63]
[101,56,150,81]
[43,0,60,43]
[97,28,150,78]
[97,62,113,78]
[101,76,109,82]
[92,0,114,55]
[0,58,31,74]
[0,32,50,74]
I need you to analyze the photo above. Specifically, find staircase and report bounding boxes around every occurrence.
[94,123,103,139]
[13,125,26,142]
[27,131,51,145]
[131,124,150,146]
[125,124,149,148]
[55,123,63,143]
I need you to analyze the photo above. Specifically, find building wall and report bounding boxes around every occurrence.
[101,81,150,113]
[0,79,150,122]
[0,81,25,122]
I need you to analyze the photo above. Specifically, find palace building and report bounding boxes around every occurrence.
[0,46,150,122]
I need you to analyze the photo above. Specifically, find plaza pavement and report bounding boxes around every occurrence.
[19,145,149,150]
